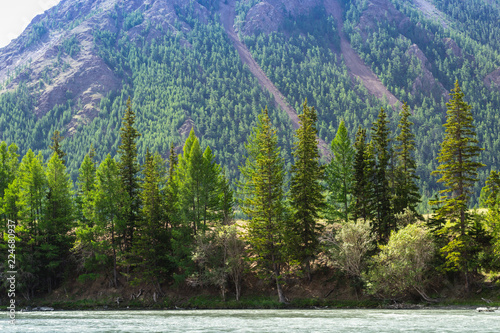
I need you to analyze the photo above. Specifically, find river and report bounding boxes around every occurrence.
[1,309,499,332]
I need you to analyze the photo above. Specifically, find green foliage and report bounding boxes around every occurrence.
[479,170,500,265]
[431,81,484,224]
[192,224,246,300]
[118,97,141,250]
[366,223,435,300]
[371,108,394,242]
[49,130,67,165]
[322,219,375,279]
[326,120,354,223]
[430,81,485,288]
[59,35,80,58]
[393,102,420,215]
[289,100,325,275]
[239,107,288,303]
[352,127,375,222]
[93,154,125,287]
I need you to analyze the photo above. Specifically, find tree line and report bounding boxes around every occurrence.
[1,82,499,302]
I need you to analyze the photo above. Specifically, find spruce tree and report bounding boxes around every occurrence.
[431,80,484,289]
[326,120,354,224]
[371,108,393,242]
[239,107,288,303]
[94,154,125,287]
[16,150,47,298]
[76,146,96,226]
[43,152,75,291]
[49,130,67,164]
[0,142,19,224]
[201,145,222,227]
[166,143,178,229]
[289,100,325,279]
[177,129,204,235]
[352,127,374,223]
[118,97,141,249]
[393,102,420,214]
[135,149,173,288]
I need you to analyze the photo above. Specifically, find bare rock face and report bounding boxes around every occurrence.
[0,0,209,134]
[240,2,283,36]
[485,68,500,90]
[406,44,448,99]
[443,38,462,58]
[239,0,319,36]
[357,0,405,38]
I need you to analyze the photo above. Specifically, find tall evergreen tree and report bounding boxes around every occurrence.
[49,130,67,164]
[134,149,173,289]
[166,143,179,229]
[371,108,393,242]
[15,150,47,298]
[94,154,125,287]
[289,100,325,279]
[481,170,500,259]
[201,145,222,227]
[393,102,420,214]
[326,120,354,224]
[76,146,97,226]
[117,97,141,249]
[239,107,288,303]
[352,127,374,223]
[43,152,75,292]
[0,142,19,224]
[431,80,484,289]
[177,129,204,235]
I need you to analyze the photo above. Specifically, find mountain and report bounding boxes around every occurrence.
[1,0,500,205]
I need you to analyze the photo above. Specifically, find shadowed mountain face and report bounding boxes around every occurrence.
[1,0,500,203]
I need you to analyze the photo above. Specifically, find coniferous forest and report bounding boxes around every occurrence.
[1,0,500,307]
[1,82,500,305]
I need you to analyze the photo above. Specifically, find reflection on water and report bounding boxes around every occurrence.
[1,309,500,332]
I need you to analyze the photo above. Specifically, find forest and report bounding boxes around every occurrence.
[1,80,499,304]
[1,0,500,213]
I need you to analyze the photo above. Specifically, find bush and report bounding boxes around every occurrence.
[365,223,435,300]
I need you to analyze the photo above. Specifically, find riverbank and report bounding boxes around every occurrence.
[2,295,500,312]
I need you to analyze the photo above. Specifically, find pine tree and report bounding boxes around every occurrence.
[239,107,288,303]
[393,102,420,215]
[177,129,204,235]
[201,145,222,227]
[352,127,374,222]
[17,150,47,242]
[134,149,173,288]
[15,150,47,298]
[0,142,19,224]
[481,170,500,259]
[371,108,393,242]
[431,80,484,290]
[43,152,75,291]
[94,154,125,287]
[49,130,67,164]
[289,100,325,279]
[166,143,178,229]
[117,97,141,249]
[326,120,354,224]
[76,146,96,226]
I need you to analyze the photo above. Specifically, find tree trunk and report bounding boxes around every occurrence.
[235,280,241,301]
[276,276,286,303]
[274,265,286,303]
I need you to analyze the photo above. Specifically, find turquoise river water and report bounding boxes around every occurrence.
[1,309,499,332]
